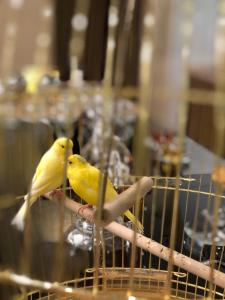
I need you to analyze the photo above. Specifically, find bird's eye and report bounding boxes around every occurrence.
[69,161,72,165]
[61,145,65,149]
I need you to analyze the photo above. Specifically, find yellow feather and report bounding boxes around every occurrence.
[12,137,73,230]
[67,154,143,232]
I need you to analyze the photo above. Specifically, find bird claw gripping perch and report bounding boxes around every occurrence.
[77,204,93,218]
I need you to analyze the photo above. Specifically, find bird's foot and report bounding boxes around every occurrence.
[48,189,65,201]
[77,204,93,216]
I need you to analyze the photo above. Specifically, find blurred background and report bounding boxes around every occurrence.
[0,0,224,299]
[0,0,224,150]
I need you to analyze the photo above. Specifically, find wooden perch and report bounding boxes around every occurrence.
[64,199,225,289]
[47,177,225,290]
[95,176,153,225]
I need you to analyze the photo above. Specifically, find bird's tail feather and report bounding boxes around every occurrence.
[11,200,28,231]
[124,210,143,233]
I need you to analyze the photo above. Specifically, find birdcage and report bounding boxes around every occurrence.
[0,0,225,299]
[10,173,222,300]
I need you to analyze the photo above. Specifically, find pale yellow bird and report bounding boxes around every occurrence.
[11,137,73,230]
[67,154,143,232]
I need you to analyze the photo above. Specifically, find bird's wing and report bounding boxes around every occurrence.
[86,166,101,192]
[86,166,117,202]
[29,150,63,200]
[32,149,52,183]
[32,150,51,184]
[69,165,117,205]
[72,167,99,205]
[30,172,61,197]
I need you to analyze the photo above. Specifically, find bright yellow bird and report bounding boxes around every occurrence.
[11,137,73,230]
[67,154,143,232]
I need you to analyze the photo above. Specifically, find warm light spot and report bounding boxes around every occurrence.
[108,38,115,50]
[42,6,53,18]
[65,287,73,293]
[108,8,119,27]
[140,41,153,62]
[144,14,155,27]
[22,66,45,94]
[218,17,225,27]
[9,0,24,10]
[212,166,225,186]
[43,282,51,289]
[71,14,88,31]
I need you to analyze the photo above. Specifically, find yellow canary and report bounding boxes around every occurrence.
[67,154,143,232]
[11,137,73,230]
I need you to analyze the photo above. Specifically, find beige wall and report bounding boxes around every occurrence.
[0,0,53,78]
